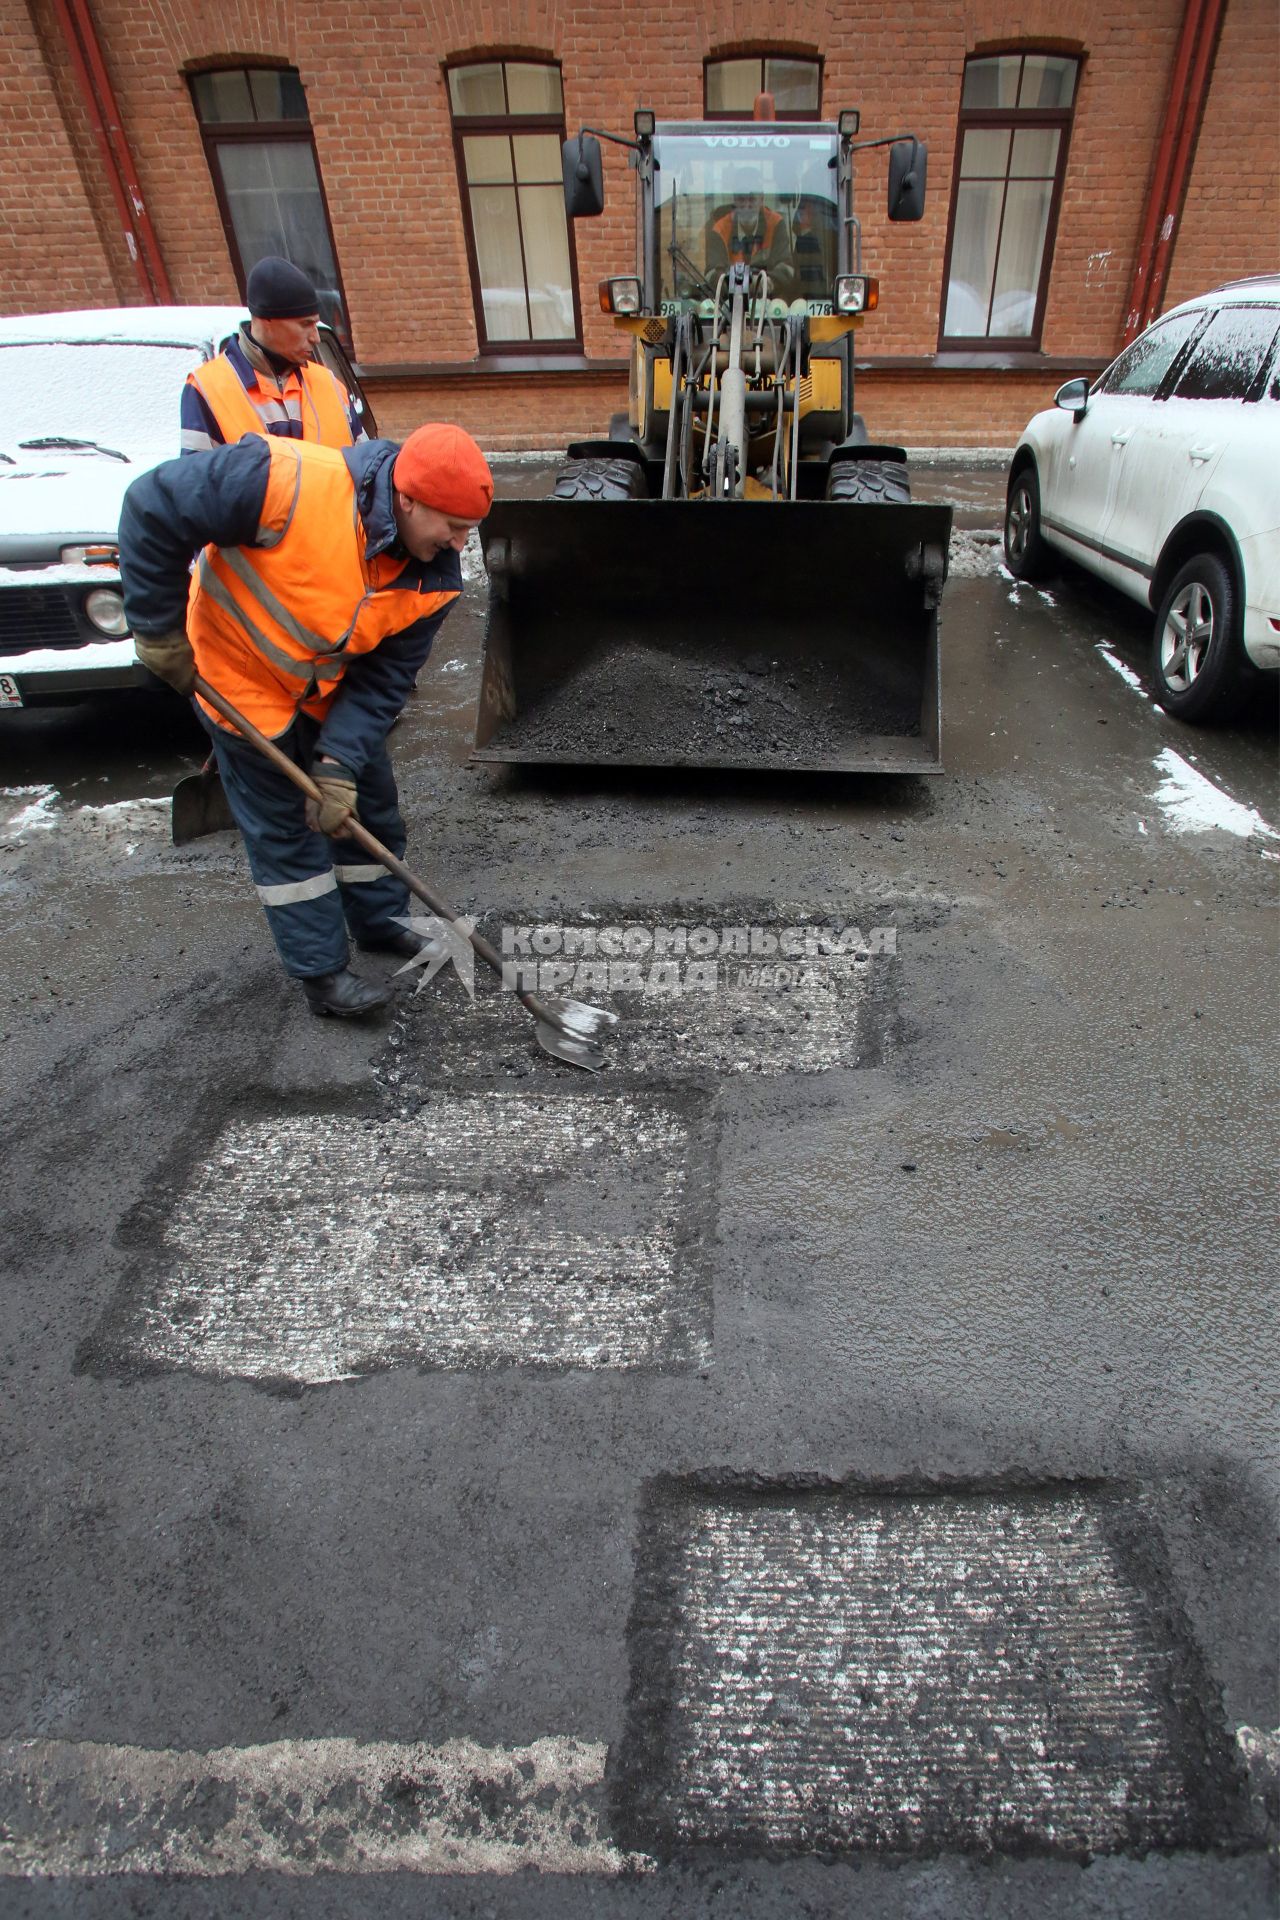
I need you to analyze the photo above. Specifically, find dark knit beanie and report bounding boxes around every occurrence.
[246,256,319,320]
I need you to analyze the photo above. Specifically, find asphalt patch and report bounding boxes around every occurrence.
[610,1477,1252,1860]
[81,1085,714,1386]
[378,908,899,1084]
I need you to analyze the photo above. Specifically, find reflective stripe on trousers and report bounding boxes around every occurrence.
[198,710,410,978]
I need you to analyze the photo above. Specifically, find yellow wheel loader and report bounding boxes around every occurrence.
[474,104,952,774]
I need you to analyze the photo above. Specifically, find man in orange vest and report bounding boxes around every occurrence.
[181,256,365,455]
[119,424,493,1019]
[706,176,797,295]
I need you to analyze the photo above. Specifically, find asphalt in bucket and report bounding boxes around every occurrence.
[484,639,921,765]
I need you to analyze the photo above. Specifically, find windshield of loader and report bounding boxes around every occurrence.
[653,128,842,315]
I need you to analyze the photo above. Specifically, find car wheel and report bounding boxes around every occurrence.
[1004,466,1050,579]
[1151,553,1247,722]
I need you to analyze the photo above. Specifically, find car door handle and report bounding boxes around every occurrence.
[1188,444,1216,462]
[1111,429,1133,446]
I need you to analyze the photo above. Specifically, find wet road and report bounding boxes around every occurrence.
[0,468,1276,1916]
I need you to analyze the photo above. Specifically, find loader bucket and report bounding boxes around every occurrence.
[472,499,951,774]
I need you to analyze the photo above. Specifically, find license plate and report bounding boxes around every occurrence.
[0,674,22,709]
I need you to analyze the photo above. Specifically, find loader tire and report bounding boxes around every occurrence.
[551,457,648,501]
[826,458,911,504]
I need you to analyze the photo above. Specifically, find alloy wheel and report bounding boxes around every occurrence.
[1160,580,1214,693]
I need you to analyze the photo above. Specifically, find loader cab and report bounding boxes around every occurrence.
[648,124,846,317]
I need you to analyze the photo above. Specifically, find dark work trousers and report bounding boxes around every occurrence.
[199,708,410,978]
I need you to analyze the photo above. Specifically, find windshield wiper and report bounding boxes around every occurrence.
[18,437,130,463]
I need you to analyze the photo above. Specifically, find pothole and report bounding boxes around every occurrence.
[85,1089,713,1384]
[610,1478,1250,1858]
[381,908,900,1083]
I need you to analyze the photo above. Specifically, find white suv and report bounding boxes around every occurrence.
[1004,275,1280,721]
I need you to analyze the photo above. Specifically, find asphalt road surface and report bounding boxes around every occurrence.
[1,466,1276,1917]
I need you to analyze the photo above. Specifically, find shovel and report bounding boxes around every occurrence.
[186,675,619,1072]
[172,754,235,844]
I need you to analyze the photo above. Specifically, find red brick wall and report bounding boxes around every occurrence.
[366,366,1083,450]
[5,0,1275,449]
[0,0,118,310]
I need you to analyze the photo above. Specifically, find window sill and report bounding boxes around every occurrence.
[356,354,630,381]
[856,351,1111,373]
[357,349,1110,382]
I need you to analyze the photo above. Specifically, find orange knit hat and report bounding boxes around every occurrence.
[393,423,494,520]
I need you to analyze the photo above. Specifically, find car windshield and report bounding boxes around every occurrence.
[654,128,841,315]
[0,341,209,461]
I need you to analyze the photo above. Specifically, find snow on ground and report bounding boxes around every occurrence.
[1151,747,1279,842]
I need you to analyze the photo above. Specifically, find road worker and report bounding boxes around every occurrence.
[706,176,798,294]
[119,424,493,1019]
[181,256,365,454]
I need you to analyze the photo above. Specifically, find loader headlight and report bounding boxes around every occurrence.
[834,274,879,314]
[599,276,643,315]
[634,109,655,139]
[83,587,129,635]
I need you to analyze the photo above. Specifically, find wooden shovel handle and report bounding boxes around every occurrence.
[192,676,510,980]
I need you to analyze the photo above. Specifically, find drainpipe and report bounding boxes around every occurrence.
[1122,0,1225,343]
[47,0,174,303]
[1140,0,1226,332]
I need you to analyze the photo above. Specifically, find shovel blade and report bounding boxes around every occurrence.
[534,1021,608,1072]
[535,994,620,1040]
[172,762,236,845]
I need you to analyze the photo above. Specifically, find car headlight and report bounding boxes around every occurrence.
[84,587,129,635]
[599,276,643,315]
[61,543,119,567]
[834,274,879,314]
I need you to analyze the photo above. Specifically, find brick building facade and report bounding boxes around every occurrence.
[2,0,1276,450]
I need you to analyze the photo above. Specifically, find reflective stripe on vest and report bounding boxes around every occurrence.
[187,354,355,448]
[187,440,458,738]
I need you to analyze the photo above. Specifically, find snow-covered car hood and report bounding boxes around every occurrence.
[0,337,207,550]
[0,450,164,544]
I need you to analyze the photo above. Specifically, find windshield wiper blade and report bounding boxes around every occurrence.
[18,437,130,463]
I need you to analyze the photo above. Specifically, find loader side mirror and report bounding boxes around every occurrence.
[562,134,605,218]
[887,138,927,222]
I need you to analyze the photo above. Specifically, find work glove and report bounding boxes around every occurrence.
[305,761,359,838]
[134,627,196,696]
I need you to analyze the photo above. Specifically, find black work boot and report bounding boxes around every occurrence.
[302,968,393,1019]
[358,926,445,961]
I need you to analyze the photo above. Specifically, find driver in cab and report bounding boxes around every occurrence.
[706,173,798,295]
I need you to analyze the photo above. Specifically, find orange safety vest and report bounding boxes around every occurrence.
[187,352,355,448]
[187,440,458,738]
[712,206,784,266]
